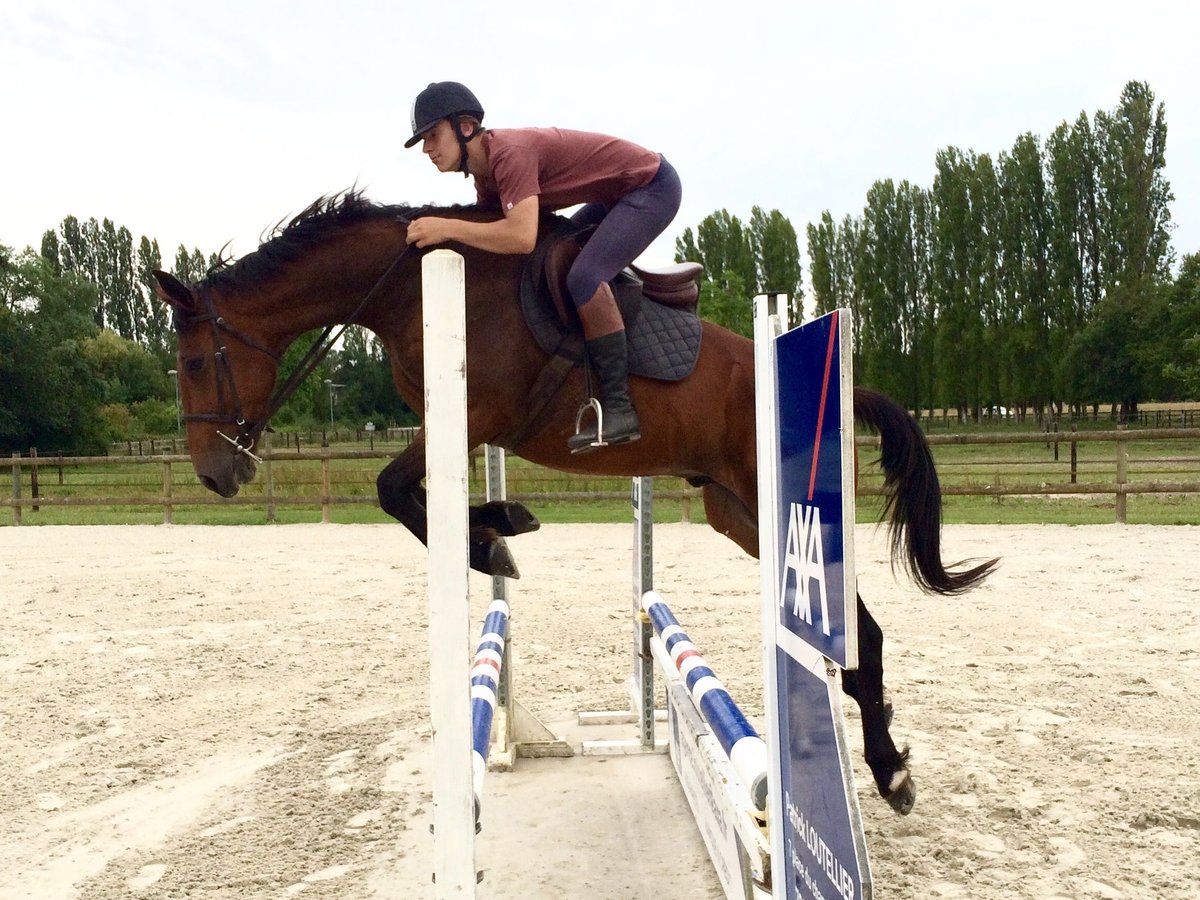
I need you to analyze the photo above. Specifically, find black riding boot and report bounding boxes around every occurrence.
[568,331,641,454]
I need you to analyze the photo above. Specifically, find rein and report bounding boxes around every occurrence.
[184,245,416,462]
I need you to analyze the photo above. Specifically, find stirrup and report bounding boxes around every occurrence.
[570,398,607,454]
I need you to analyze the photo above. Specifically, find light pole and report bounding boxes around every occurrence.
[324,379,346,427]
[167,369,181,435]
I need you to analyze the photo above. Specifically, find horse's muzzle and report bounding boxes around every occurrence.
[197,454,257,498]
[199,474,238,498]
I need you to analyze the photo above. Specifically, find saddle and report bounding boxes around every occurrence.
[519,217,704,382]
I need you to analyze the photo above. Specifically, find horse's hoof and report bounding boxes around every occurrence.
[473,500,541,536]
[471,536,519,579]
[885,771,916,815]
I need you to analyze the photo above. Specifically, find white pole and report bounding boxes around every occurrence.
[753,293,788,899]
[422,249,476,896]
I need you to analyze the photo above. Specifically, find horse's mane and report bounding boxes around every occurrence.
[199,189,477,293]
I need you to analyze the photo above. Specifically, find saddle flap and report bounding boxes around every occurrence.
[543,236,582,329]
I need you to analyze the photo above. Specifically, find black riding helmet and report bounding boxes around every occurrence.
[405,81,485,175]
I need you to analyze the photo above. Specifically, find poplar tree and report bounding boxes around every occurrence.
[997,133,1051,417]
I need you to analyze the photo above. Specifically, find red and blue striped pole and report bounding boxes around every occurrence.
[470,598,509,825]
[641,590,769,813]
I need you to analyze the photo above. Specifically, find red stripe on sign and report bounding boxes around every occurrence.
[807,311,839,501]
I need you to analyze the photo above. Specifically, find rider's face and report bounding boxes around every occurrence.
[420,119,461,173]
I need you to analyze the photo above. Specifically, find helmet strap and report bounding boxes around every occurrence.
[450,118,473,178]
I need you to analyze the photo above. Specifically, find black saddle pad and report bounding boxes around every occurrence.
[519,219,702,382]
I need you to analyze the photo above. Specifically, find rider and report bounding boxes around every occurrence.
[403,81,682,454]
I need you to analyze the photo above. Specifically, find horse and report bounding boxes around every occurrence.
[151,190,996,815]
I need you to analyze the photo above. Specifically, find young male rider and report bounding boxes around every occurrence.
[403,81,682,453]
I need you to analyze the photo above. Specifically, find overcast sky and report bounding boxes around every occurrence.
[2,1,1196,279]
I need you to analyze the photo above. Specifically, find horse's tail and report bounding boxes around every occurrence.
[852,386,998,595]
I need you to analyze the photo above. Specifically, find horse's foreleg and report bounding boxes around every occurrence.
[470,499,540,538]
[842,595,915,815]
[376,435,536,578]
[377,440,430,544]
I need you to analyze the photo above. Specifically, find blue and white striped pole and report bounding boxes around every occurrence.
[641,590,769,814]
[470,598,510,825]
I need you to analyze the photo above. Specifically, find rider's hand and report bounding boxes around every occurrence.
[406,216,456,248]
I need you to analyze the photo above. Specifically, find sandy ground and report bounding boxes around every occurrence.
[1,520,1198,900]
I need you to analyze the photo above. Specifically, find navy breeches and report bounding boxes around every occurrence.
[565,155,682,308]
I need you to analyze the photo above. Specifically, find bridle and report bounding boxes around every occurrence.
[179,289,280,464]
[179,245,416,464]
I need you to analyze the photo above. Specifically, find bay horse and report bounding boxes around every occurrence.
[151,191,995,815]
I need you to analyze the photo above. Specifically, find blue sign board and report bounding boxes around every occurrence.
[774,637,871,900]
[756,305,871,900]
[774,310,856,670]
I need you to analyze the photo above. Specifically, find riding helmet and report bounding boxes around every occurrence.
[405,82,485,148]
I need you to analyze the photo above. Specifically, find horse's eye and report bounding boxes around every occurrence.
[184,357,205,374]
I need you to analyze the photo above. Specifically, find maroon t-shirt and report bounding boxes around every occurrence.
[474,128,661,212]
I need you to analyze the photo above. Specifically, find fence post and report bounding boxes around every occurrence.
[10,452,20,526]
[320,446,332,524]
[1070,425,1078,484]
[264,431,276,523]
[1115,424,1128,524]
[162,456,173,524]
[30,447,39,513]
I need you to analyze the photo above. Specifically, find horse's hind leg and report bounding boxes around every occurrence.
[841,595,915,814]
[699,481,759,558]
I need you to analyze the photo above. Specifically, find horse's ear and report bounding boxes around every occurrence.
[151,270,197,314]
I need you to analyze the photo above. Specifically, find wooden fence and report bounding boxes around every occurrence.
[916,427,1200,522]
[107,426,421,458]
[6,428,1200,526]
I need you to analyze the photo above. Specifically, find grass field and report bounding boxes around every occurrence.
[5,421,1200,527]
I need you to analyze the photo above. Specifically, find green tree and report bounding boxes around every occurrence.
[749,206,804,321]
[930,147,988,418]
[78,329,171,406]
[674,228,700,267]
[1095,81,1174,289]
[997,133,1052,418]
[806,211,839,316]
[136,236,172,359]
[859,179,907,400]
[42,215,200,355]
[1045,114,1101,413]
[1084,81,1174,419]
[676,208,803,336]
[326,327,418,426]
[0,248,110,453]
[1160,254,1200,397]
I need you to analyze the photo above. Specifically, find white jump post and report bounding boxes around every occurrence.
[422,248,477,896]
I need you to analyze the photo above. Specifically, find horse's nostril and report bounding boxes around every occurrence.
[199,475,219,494]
